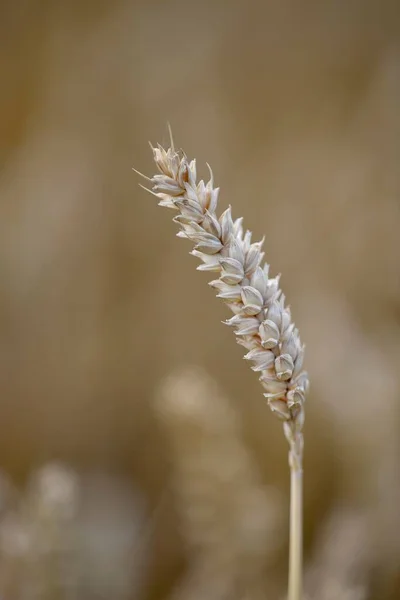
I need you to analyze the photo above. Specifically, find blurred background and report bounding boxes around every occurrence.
[1,0,400,598]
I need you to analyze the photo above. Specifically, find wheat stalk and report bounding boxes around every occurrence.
[136,129,309,600]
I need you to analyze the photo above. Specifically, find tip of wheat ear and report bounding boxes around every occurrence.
[136,138,308,430]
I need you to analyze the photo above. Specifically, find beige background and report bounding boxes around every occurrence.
[0,1,399,598]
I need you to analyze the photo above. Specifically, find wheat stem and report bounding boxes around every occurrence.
[288,447,303,600]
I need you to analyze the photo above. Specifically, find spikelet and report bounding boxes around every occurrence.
[157,367,284,600]
[137,135,309,467]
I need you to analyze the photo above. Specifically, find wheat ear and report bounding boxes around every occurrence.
[136,131,309,600]
[157,366,282,600]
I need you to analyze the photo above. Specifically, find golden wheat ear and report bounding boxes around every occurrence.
[156,366,283,598]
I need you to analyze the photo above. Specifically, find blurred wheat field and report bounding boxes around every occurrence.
[0,1,400,599]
